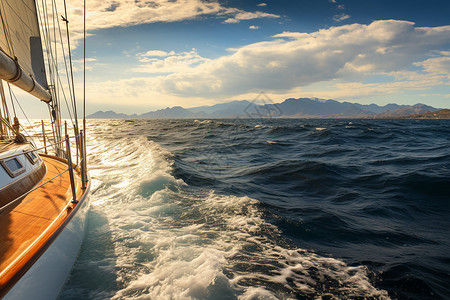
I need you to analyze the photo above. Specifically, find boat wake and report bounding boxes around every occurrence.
[61,127,389,299]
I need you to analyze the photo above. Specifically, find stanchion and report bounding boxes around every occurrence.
[65,134,78,204]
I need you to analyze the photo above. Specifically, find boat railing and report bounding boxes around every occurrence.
[0,132,87,213]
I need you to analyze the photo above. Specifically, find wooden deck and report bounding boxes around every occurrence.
[0,155,86,296]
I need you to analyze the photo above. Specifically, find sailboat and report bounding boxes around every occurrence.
[0,0,90,298]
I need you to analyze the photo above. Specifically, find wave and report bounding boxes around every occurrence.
[60,129,389,299]
[21,118,446,299]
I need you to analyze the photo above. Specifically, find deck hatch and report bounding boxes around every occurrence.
[1,157,26,178]
[24,150,39,164]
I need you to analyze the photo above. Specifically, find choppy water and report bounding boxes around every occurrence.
[49,118,449,299]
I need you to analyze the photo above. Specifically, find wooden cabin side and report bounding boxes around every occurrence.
[0,144,47,207]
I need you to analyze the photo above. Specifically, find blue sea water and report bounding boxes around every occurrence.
[59,118,449,299]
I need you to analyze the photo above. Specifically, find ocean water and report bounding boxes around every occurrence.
[53,118,449,299]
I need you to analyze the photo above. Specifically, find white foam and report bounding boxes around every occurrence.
[240,288,281,300]
[43,120,390,299]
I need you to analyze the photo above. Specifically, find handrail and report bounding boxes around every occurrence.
[0,141,15,152]
[1,118,84,165]
[0,136,76,161]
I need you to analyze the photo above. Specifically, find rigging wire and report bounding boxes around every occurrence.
[52,0,59,106]
[0,80,11,139]
[55,0,74,108]
[83,0,86,137]
[35,0,79,155]
[6,83,16,118]
[38,0,60,152]
[8,88,41,139]
[62,0,78,131]
[0,1,81,158]
[0,80,11,122]
[38,0,65,154]
[38,0,54,90]
[37,0,76,126]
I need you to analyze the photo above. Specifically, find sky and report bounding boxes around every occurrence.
[15,0,450,117]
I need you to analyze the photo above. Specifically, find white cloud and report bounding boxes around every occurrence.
[70,58,97,71]
[257,3,267,7]
[273,32,309,39]
[62,0,280,43]
[133,49,209,73]
[223,18,240,24]
[141,50,175,57]
[87,20,450,107]
[333,13,350,22]
[151,20,450,97]
[414,56,450,76]
[223,10,279,24]
[249,25,260,30]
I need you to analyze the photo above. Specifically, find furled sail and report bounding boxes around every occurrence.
[0,0,51,102]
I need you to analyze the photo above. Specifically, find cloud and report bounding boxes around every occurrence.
[87,20,450,107]
[257,3,267,7]
[69,58,97,71]
[249,25,260,30]
[330,0,348,22]
[414,55,450,76]
[333,13,350,22]
[272,32,309,39]
[147,20,450,97]
[63,0,280,42]
[133,49,209,73]
[141,50,176,57]
[223,10,279,24]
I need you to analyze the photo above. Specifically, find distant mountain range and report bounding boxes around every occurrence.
[387,109,450,119]
[87,98,440,119]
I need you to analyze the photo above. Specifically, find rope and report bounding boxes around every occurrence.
[62,0,78,130]
[83,0,86,138]
[6,83,16,118]
[56,0,75,111]
[37,0,76,126]
[0,135,75,161]
[9,88,40,139]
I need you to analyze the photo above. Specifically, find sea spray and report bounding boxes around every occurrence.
[18,118,445,299]
[57,121,391,299]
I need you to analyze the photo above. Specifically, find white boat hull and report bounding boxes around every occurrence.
[3,186,90,300]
